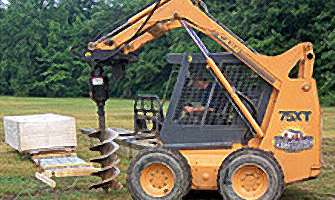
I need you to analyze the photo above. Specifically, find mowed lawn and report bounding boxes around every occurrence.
[0,96,334,200]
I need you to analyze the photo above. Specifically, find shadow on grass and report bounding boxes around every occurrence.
[183,190,222,200]
[280,186,333,200]
[182,186,329,200]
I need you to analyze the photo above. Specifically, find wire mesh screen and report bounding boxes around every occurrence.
[172,62,270,127]
[134,95,163,133]
[224,64,267,108]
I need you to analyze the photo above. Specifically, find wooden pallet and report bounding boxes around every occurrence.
[32,150,98,188]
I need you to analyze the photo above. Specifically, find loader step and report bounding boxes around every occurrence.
[81,127,158,150]
[111,127,158,150]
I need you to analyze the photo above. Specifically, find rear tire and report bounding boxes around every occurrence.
[127,147,191,200]
[218,148,284,200]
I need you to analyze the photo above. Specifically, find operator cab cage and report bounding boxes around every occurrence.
[134,52,273,149]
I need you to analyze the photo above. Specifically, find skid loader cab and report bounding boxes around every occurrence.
[134,52,273,148]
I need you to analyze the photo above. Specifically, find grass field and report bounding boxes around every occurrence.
[0,96,334,200]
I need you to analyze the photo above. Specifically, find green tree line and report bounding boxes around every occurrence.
[0,0,334,105]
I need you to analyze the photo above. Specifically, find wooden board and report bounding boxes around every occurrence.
[42,167,99,178]
[3,113,77,152]
[35,172,56,188]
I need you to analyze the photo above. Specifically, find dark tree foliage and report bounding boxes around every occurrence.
[0,0,334,105]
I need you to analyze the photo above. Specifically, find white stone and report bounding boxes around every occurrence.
[3,113,77,152]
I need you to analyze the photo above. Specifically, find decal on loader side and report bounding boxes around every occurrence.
[279,111,312,122]
[274,129,314,153]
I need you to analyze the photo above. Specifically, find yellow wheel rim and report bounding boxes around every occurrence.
[232,165,269,200]
[140,163,175,197]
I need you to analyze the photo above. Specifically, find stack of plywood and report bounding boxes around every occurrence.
[3,113,98,187]
[3,113,77,152]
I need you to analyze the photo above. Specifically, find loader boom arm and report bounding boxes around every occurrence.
[85,0,314,84]
[81,0,316,138]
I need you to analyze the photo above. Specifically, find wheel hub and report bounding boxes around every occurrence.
[149,169,169,189]
[232,165,269,200]
[140,163,175,197]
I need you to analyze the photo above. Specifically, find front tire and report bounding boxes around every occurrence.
[218,148,284,200]
[127,147,191,200]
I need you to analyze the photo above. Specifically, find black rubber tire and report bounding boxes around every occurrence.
[127,147,192,200]
[217,148,284,200]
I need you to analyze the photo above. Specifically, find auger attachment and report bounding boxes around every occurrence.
[81,66,122,192]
